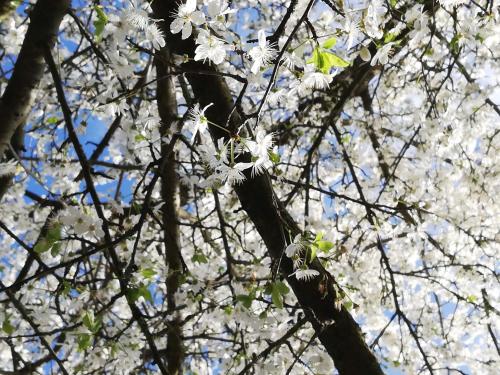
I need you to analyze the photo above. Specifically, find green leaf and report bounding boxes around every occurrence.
[450,34,462,54]
[93,5,108,42]
[322,37,337,49]
[317,240,334,252]
[50,242,62,257]
[309,244,318,263]
[192,252,208,264]
[140,268,156,279]
[341,134,351,143]
[2,317,14,335]
[384,32,397,43]
[466,295,477,303]
[314,232,324,242]
[47,224,62,242]
[265,282,289,309]
[82,311,93,330]
[269,151,280,164]
[128,284,154,304]
[82,311,101,333]
[275,281,290,295]
[236,294,254,309]
[127,288,141,303]
[306,47,324,71]
[343,300,353,311]
[134,134,147,142]
[139,284,154,303]
[263,283,273,295]
[46,116,59,124]
[271,288,283,309]
[131,202,142,214]
[61,281,71,296]
[34,239,51,254]
[322,51,350,68]
[308,47,349,73]
[77,333,92,351]
[35,223,62,255]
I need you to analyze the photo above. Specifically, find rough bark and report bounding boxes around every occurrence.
[152,2,384,374]
[0,0,70,199]
[156,49,184,374]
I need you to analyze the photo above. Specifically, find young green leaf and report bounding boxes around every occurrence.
[269,151,280,164]
[275,281,290,295]
[236,294,254,309]
[140,268,156,279]
[317,240,334,252]
[139,284,154,303]
[322,37,337,49]
[93,6,108,42]
[314,232,324,242]
[77,333,92,351]
[322,51,350,68]
[309,244,318,263]
[271,288,284,309]
[50,242,62,257]
[2,317,14,335]
[82,311,101,333]
[134,134,147,142]
[307,47,350,73]
[34,239,51,254]
[192,252,208,264]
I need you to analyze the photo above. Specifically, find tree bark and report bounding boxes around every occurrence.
[156,48,184,374]
[152,2,384,374]
[0,0,70,199]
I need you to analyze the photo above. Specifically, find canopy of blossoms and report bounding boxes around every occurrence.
[0,0,498,374]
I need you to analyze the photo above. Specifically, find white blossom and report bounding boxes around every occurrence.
[170,0,205,40]
[292,268,320,281]
[245,126,274,175]
[194,30,232,65]
[146,23,166,50]
[371,42,395,66]
[248,30,277,74]
[0,160,17,177]
[188,103,213,143]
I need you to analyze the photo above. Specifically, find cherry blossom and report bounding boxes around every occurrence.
[188,102,213,143]
[248,30,277,74]
[170,0,205,40]
[0,1,498,374]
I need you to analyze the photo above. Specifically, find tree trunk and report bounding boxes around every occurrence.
[156,48,184,374]
[0,0,70,199]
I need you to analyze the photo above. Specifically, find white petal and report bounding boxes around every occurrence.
[182,22,193,39]
[208,0,220,17]
[234,162,253,171]
[191,11,206,25]
[60,216,75,226]
[185,0,197,13]
[285,243,301,257]
[359,47,371,62]
[212,50,225,64]
[258,29,267,48]
[170,18,184,34]
[251,61,260,74]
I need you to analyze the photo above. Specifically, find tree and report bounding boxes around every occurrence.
[0,0,498,374]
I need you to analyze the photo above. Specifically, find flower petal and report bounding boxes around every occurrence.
[182,22,193,39]
[170,18,184,34]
